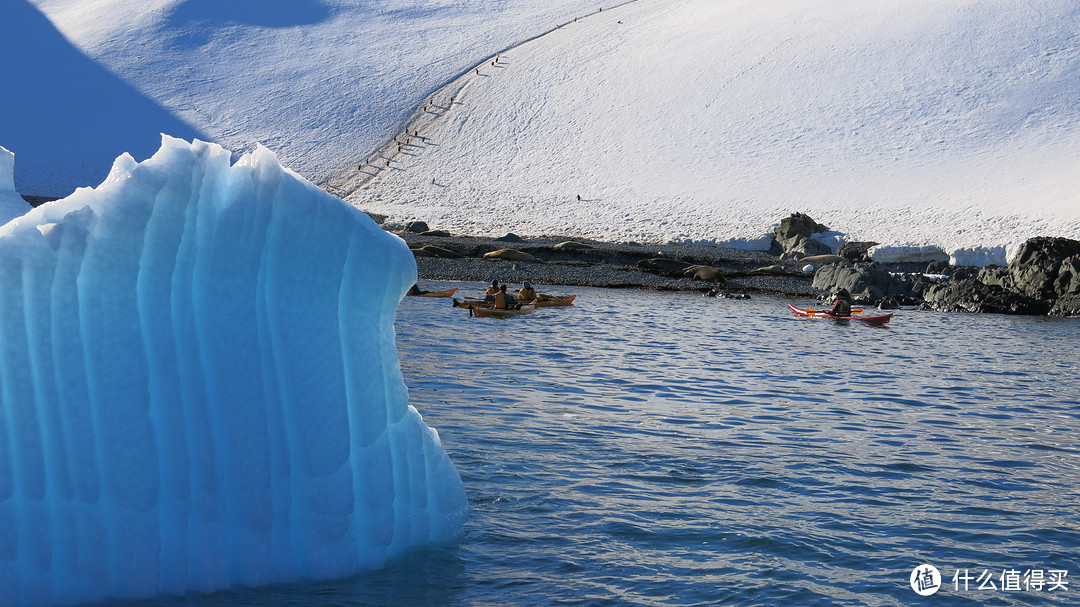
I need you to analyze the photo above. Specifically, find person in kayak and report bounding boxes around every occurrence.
[493,284,519,309]
[830,288,853,317]
[518,280,538,302]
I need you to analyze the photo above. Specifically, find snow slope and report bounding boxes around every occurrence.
[6,0,1080,261]
[347,0,1080,263]
[11,0,592,196]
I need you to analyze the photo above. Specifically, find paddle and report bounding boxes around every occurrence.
[806,308,863,315]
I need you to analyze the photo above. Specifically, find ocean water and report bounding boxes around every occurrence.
[120,283,1080,606]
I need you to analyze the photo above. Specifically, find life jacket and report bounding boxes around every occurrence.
[494,291,509,309]
[518,287,537,302]
[832,299,852,316]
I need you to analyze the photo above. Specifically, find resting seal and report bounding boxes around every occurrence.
[684,265,726,285]
[483,248,538,262]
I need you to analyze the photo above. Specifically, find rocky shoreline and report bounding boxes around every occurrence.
[402,229,818,297]
[392,215,1080,317]
[25,191,1079,317]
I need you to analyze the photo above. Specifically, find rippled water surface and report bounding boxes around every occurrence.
[153,283,1080,606]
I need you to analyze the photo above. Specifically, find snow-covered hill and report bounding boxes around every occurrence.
[8,0,590,196]
[345,0,1080,263]
[6,0,1080,263]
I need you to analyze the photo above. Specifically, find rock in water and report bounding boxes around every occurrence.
[0,136,467,606]
[923,277,1052,315]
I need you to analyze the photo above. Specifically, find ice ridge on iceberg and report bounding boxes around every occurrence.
[0,146,32,226]
[0,136,467,606]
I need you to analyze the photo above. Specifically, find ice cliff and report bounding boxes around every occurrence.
[0,136,467,606]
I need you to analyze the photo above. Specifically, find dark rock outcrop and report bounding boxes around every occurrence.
[923,278,1052,315]
[1050,293,1080,317]
[773,213,832,259]
[1008,237,1080,299]
[775,212,829,242]
[977,266,1010,289]
[918,238,1080,316]
[1053,255,1080,297]
[813,263,899,302]
[925,261,948,275]
[784,237,833,259]
[406,221,430,233]
[837,241,878,263]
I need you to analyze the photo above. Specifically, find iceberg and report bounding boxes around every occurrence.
[0,146,32,226]
[0,136,467,606]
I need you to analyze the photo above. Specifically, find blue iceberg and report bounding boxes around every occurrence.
[0,136,467,606]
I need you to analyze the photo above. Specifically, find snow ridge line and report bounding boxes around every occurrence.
[322,0,642,200]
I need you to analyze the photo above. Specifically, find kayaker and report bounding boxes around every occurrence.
[493,284,518,309]
[518,280,538,302]
[407,284,428,296]
[830,288,853,317]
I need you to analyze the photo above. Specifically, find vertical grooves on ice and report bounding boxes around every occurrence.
[0,138,467,606]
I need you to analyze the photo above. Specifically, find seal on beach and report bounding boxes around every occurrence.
[554,241,595,251]
[410,245,462,258]
[683,265,726,285]
[484,248,537,262]
[637,257,694,276]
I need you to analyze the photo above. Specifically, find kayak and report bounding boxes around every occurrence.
[457,294,575,307]
[407,287,458,298]
[469,304,535,318]
[453,297,537,309]
[453,298,537,317]
[788,303,892,325]
[535,294,576,307]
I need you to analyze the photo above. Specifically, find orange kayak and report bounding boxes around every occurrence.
[469,304,535,318]
[407,287,459,298]
[535,294,576,307]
